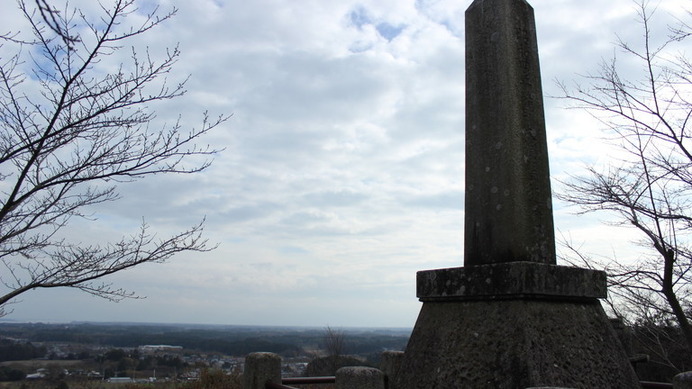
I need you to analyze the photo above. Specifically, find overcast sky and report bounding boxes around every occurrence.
[2,0,690,328]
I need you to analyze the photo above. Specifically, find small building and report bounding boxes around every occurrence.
[106,377,134,383]
[138,345,183,354]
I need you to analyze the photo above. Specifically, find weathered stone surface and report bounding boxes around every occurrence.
[243,352,281,389]
[674,372,692,389]
[464,0,555,266]
[397,0,638,387]
[306,355,368,376]
[394,300,641,388]
[380,351,404,389]
[336,366,385,389]
[417,262,606,301]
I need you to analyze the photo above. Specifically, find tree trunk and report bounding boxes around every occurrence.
[662,250,692,367]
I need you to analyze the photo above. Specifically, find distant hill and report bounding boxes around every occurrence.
[0,322,410,358]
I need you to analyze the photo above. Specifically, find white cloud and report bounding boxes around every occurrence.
[2,0,690,327]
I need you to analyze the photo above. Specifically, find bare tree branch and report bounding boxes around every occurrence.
[0,0,229,312]
[557,0,692,365]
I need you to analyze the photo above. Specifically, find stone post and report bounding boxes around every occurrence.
[243,352,281,389]
[380,351,404,389]
[336,366,385,389]
[674,372,692,389]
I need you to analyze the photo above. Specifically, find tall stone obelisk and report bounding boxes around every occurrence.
[393,0,641,387]
[464,0,555,267]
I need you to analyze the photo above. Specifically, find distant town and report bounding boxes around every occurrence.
[0,321,411,386]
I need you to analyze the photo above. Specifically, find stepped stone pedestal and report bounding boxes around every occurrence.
[394,263,640,388]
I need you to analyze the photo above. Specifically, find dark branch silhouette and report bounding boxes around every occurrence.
[557,0,692,364]
[0,0,229,315]
[35,0,80,49]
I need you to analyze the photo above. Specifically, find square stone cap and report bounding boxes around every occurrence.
[417,262,607,302]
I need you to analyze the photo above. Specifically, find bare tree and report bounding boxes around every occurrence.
[324,326,346,358]
[33,0,80,49]
[557,0,692,355]
[323,326,346,374]
[559,238,690,372]
[0,0,227,314]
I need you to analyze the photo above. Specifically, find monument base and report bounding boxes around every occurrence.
[417,262,607,301]
[395,299,640,388]
[394,264,641,388]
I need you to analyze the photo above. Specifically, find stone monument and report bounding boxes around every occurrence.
[393,0,641,387]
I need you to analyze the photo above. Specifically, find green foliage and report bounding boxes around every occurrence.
[136,357,153,371]
[0,323,410,359]
[117,357,137,372]
[0,324,310,357]
[0,366,26,381]
[0,322,411,387]
[104,349,127,362]
[95,348,188,378]
[155,355,185,369]
[0,340,46,362]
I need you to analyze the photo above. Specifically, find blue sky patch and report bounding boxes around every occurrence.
[348,6,405,42]
[376,22,406,41]
[349,6,372,29]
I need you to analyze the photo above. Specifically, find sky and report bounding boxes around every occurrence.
[0,0,690,328]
